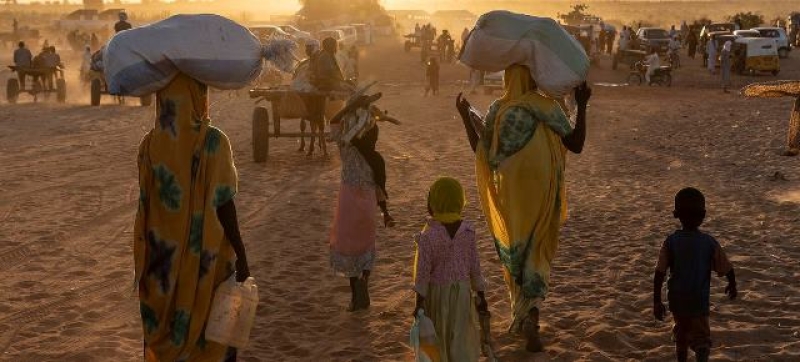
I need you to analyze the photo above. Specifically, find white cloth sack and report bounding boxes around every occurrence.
[103,14,294,96]
[460,10,590,97]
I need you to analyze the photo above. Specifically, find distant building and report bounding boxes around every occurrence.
[83,0,103,10]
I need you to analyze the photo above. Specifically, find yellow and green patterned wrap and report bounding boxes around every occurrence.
[475,65,572,332]
[134,74,239,361]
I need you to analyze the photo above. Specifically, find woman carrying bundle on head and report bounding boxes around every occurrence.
[457,11,593,353]
[134,73,250,362]
[328,91,397,312]
[117,15,298,361]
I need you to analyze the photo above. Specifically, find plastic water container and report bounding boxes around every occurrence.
[410,309,441,362]
[205,276,259,349]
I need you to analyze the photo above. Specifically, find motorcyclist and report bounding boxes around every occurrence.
[644,47,661,85]
[668,36,681,68]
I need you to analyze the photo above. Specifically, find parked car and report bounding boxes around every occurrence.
[278,25,313,42]
[331,26,358,48]
[636,27,671,54]
[733,30,760,38]
[351,23,373,45]
[751,27,791,58]
[705,33,738,67]
[700,23,735,39]
[731,37,780,76]
[482,71,503,95]
[317,29,346,48]
[250,25,293,42]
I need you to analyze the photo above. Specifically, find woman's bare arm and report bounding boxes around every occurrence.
[217,200,250,282]
[561,83,592,154]
[456,93,482,152]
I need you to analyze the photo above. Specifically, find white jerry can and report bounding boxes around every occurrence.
[205,276,259,349]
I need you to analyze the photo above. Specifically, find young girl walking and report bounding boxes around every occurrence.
[413,177,488,362]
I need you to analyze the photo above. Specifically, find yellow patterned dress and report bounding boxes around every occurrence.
[475,66,573,332]
[134,74,239,361]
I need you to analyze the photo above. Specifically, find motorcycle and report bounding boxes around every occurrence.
[628,61,672,87]
[668,48,681,68]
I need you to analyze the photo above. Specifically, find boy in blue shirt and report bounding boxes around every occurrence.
[654,188,737,362]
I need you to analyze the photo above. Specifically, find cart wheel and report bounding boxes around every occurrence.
[6,78,19,104]
[253,106,270,163]
[663,74,672,87]
[56,79,67,103]
[627,73,642,86]
[140,94,153,107]
[90,78,101,106]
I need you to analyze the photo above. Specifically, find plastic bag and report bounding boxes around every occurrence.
[460,10,589,97]
[409,309,440,362]
[205,276,259,349]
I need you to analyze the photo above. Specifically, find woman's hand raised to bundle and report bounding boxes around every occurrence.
[562,82,591,154]
[456,93,481,153]
[456,93,472,122]
[574,81,592,109]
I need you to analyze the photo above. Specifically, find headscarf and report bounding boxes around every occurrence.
[427,177,466,224]
[490,65,536,159]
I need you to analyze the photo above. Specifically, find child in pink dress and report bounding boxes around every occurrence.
[413,177,488,362]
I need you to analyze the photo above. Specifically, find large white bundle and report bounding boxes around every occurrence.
[103,14,294,96]
[460,11,590,97]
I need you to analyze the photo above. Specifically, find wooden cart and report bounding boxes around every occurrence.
[249,86,349,162]
[86,70,152,107]
[6,65,66,103]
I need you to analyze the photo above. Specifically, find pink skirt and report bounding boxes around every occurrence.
[330,184,377,277]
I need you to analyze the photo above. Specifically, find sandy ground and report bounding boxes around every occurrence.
[1,38,800,362]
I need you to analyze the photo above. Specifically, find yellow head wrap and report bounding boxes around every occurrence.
[490,65,537,158]
[427,177,466,224]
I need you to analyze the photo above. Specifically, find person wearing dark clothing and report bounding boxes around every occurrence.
[13,41,32,89]
[306,37,345,157]
[437,30,452,62]
[606,29,615,54]
[425,57,440,96]
[115,12,132,33]
[687,30,698,59]
[299,41,320,153]
[115,19,133,33]
[654,188,737,362]
[42,46,61,90]
[598,27,607,53]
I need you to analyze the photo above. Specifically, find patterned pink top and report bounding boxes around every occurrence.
[413,220,486,297]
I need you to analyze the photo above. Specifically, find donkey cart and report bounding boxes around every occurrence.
[6,65,66,104]
[249,86,348,162]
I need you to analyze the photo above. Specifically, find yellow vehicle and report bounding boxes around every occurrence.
[732,37,780,76]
